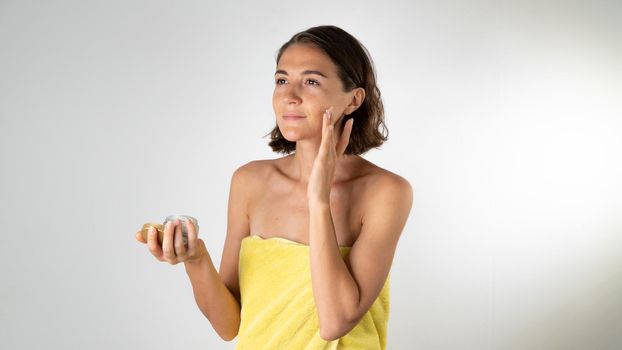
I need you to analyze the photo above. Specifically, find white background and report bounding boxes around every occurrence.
[1,0,621,349]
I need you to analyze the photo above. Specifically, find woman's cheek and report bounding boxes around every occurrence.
[314,107,329,120]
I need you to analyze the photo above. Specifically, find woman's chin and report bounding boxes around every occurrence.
[279,124,323,142]
[280,129,304,142]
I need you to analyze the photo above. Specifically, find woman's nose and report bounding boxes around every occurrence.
[283,85,302,104]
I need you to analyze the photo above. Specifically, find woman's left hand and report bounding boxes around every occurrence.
[307,106,354,204]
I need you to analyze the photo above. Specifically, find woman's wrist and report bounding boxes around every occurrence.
[184,251,211,272]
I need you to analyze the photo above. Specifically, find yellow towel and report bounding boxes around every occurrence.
[235,235,390,350]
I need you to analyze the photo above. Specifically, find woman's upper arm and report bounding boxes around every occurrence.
[218,162,258,303]
[347,173,413,322]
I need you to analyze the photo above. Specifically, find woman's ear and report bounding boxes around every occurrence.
[344,87,366,115]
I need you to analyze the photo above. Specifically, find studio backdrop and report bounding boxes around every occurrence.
[1,0,620,349]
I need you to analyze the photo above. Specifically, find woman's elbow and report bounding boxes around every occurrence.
[218,330,238,342]
[213,321,239,342]
[319,318,357,341]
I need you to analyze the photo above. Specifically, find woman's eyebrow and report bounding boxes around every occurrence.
[274,69,328,78]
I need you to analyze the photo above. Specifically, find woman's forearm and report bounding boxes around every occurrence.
[308,201,361,340]
[184,255,240,341]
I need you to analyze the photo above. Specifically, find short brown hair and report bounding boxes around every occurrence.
[266,25,388,155]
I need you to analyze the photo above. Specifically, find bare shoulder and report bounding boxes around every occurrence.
[231,158,278,186]
[232,159,272,179]
[357,160,414,226]
[229,158,283,208]
[358,159,413,200]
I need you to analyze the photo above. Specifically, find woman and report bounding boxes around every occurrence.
[136,25,413,349]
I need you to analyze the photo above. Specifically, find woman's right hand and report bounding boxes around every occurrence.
[135,219,208,265]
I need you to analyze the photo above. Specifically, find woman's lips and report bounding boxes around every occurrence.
[283,115,305,121]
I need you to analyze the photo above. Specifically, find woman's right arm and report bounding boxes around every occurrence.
[136,163,254,341]
[183,163,255,341]
[183,249,240,341]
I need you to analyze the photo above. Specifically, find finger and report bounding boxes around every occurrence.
[135,231,146,244]
[323,107,331,132]
[146,227,164,261]
[328,107,345,144]
[162,220,177,263]
[328,108,343,152]
[319,108,334,156]
[186,219,198,257]
[174,220,187,260]
[328,106,338,127]
[336,118,354,155]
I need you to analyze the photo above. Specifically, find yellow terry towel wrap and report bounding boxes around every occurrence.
[235,235,390,350]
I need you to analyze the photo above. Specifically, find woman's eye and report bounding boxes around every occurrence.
[274,78,319,86]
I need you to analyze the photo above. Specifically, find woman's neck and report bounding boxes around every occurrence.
[285,139,360,185]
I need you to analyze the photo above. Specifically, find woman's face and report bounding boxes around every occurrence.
[273,43,358,142]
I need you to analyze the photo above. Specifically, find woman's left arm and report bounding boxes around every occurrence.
[308,108,414,341]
